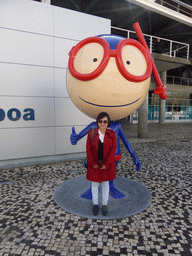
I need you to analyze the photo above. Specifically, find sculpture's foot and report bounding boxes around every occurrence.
[109,180,125,199]
[81,187,92,200]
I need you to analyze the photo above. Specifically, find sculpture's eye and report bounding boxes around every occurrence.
[74,43,104,74]
[121,45,147,76]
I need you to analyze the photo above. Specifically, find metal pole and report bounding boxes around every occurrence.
[149,36,152,53]
[138,94,148,138]
[170,41,172,57]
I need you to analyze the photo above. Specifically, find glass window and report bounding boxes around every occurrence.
[167,76,173,84]
[174,77,181,85]
[181,78,189,86]
[148,91,192,121]
[133,110,138,121]
[186,100,190,106]
[180,107,186,119]
[165,106,172,120]
[166,91,173,98]
[180,99,186,106]
[166,98,172,105]
[187,107,192,119]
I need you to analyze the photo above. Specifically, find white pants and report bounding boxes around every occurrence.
[91,181,109,206]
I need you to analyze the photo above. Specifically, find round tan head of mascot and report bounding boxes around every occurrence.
[67,35,152,120]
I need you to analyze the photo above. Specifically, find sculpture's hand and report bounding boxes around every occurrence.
[131,153,141,171]
[70,127,79,145]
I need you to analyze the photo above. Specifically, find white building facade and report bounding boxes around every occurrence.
[0,1,111,168]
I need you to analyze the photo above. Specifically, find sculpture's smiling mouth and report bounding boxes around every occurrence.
[79,97,141,107]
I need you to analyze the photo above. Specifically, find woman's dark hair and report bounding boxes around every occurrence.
[96,112,111,127]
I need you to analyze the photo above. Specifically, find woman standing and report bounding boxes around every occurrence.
[86,112,117,216]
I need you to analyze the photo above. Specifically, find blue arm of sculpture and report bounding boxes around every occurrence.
[118,123,141,171]
[70,122,97,145]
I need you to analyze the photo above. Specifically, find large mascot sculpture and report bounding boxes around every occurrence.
[67,22,166,199]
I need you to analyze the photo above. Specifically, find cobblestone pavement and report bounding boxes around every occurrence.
[0,123,192,256]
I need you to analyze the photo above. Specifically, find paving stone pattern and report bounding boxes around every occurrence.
[0,123,192,256]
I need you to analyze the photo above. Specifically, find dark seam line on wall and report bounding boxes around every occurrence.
[55,125,91,127]
[0,125,86,130]
[0,26,80,42]
[0,126,55,130]
[0,61,67,69]
[0,95,61,98]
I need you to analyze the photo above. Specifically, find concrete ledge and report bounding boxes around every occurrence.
[0,153,86,170]
[153,53,191,72]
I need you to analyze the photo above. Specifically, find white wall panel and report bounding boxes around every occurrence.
[54,68,69,98]
[0,97,54,128]
[55,98,93,126]
[0,127,55,161]
[55,126,87,155]
[54,38,77,69]
[0,2,111,165]
[54,6,111,40]
[0,1,54,36]
[0,28,54,66]
[0,63,54,97]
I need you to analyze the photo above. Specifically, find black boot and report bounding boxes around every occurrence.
[93,205,99,215]
[102,205,108,216]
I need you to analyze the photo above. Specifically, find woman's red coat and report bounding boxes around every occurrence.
[86,128,117,183]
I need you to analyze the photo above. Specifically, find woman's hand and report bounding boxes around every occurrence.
[101,165,106,169]
[93,165,99,168]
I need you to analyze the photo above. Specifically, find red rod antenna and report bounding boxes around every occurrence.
[133,22,167,100]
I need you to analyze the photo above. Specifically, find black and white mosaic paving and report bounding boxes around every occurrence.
[0,123,192,256]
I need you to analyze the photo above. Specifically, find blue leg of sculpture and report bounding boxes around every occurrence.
[109,160,125,198]
[109,180,125,199]
[81,184,92,199]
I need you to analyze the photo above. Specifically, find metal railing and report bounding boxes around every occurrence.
[167,75,192,86]
[155,0,192,18]
[111,26,190,60]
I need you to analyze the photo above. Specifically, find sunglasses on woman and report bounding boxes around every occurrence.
[98,120,108,124]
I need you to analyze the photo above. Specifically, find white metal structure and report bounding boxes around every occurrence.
[156,0,192,18]
[111,26,190,60]
[127,0,192,27]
